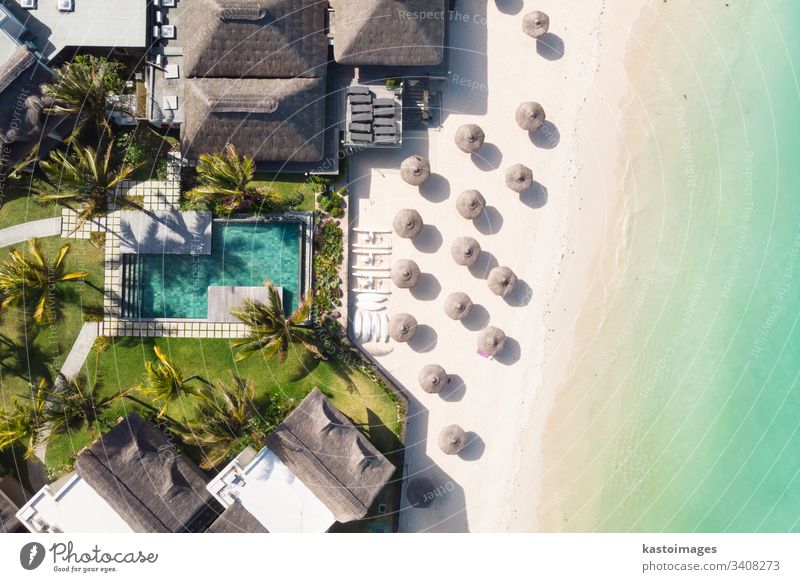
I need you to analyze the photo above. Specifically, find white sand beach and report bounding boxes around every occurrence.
[346,0,635,531]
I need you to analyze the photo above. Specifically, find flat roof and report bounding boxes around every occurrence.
[207,447,336,533]
[9,0,147,59]
[16,474,134,533]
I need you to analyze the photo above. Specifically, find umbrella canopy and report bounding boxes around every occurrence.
[505,163,533,193]
[393,209,424,239]
[450,236,481,267]
[454,123,485,153]
[418,364,449,394]
[391,259,421,289]
[515,101,546,132]
[444,292,473,320]
[438,425,467,455]
[389,313,418,342]
[522,10,550,38]
[456,189,486,220]
[488,266,518,297]
[477,326,506,357]
[400,155,431,186]
[406,477,436,508]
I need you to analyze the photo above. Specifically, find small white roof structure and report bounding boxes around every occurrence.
[163,95,178,110]
[16,474,133,533]
[164,63,179,79]
[207,447,336,533]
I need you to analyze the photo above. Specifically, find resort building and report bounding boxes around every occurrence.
[0,463,25,532]
[207,388,395,532]
[16,413,221,533]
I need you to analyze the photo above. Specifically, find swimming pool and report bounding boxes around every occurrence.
[123,220,304,319]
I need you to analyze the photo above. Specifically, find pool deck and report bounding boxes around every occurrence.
[118,210,212,255]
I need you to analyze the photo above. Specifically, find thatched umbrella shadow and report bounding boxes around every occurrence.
[412,224,443,253]
[410,273,441,301]
[458,432,485,461]
[495,336,521,366]
[504,279,533,307]
[408,324,437,353]
[520,181,548,209]
[440,373,466,403]
[418,173,451,203]
[468,249,499,279]
[460,303,490,332]
[474,205,503,235]
[531,120,560,149]
[537,32,565,60]
[494,0,523,15]
[470,142,503,171]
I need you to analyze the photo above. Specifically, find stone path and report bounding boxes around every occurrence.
[59,322,99,379]
[0,217,61,247]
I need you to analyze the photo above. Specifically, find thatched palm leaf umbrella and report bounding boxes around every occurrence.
[454,123,485,153]
[505,163,533,193]
[406,477,436,508]
[522,11,550,38]
[478,326,506,357]
[444,292,473,320]
[488,266,518,297]
[456,189,486,220]
[389,313,418,342]
[393,209,424,239]
[450,236,481,267]
[400,155,431,186]
[438,424,467,455]
[391,259,421,289]
[418,364,449,394]
[515,101,546,132]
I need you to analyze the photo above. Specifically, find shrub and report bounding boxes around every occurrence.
[313,219,343,317]
[318,187,346,218]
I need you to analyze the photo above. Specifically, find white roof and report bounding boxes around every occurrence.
[208,448,336,533]
[16,474,133,533]
[13,0,147,59]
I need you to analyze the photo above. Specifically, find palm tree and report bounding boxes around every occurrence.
[140,346,204,417]
[33,142,137,230]
[40,55,127,139]
[0,388,46,459]
[230,283,324,362]
[0,238,89,323]
[39,374,130,439]
[186,143,276,214]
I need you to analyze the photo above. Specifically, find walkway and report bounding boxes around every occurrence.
[0,217,61,247]
[59,322,99,379]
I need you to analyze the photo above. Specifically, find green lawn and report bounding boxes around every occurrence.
[252,172,316,211]
[0,236,105,402]
[0,186,60,230]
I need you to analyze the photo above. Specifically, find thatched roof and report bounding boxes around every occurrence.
[450,236,481,267]
[406,476,435,507]
[438,425,467,455]
[207,501,269,533]
[331,0,446,66]
[477,326,506,357]
[456,189,485,219]
[265,388,395,524]
[0,45,51,146]
[522,11,550,38]
[515,101,546,132]
[389,313,418,342]
[391,259,421,289]
[75,413,218,533]
[400,154,431,185]
[393,208,424,238]
[505,163,533,193]
[454,124,485,153]
[418,364,449,394]
[184,0,327,78]
[444,291,472,320]
[182,77,326,163]
[488,266,518,297]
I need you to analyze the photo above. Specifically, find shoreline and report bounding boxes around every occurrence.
[508,0,650,531]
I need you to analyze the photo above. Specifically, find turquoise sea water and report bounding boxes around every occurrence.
[136,222,301,318]
[552,1,800,531]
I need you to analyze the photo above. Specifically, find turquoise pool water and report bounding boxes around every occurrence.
[131,221,302,319]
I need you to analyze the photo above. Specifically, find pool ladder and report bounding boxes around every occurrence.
[120,254,143,319]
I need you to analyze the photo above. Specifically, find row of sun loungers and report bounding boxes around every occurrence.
[347,86,399,144]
